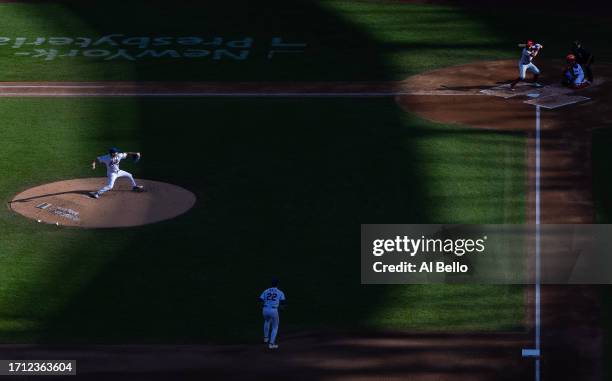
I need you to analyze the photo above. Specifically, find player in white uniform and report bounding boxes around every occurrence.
[510,40,543,90]
[89,147,144,199]
[562,54,590,89]
[260,278,286,349]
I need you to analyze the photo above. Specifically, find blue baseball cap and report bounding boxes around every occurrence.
[109,147,120,155]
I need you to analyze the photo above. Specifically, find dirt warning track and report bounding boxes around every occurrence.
[0,79,526,97]
[0,81,406,97]
[0,331,531,381]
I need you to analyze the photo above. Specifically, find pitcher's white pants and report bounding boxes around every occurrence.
[97,170,137,195]
[263,307,280,344]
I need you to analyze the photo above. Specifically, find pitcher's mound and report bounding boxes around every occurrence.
[9,178,196,228]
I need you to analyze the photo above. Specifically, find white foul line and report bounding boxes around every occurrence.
[0,92,408,98]
[0,91,411,98]
[535,105,542,381]
[0,85,106,88]
[521,105,542,381]
[0,89,486,98]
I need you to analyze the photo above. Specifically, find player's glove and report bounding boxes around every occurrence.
[132,153,141,163]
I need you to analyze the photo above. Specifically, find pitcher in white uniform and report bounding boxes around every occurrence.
[260,278,286,349]
[89,147,144,199]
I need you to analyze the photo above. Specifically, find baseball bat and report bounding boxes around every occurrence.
[518,43,544,49]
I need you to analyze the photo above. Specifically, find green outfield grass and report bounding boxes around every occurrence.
[593,129,612,223]
[592,129,612,379]
[3,0,610,347]
[0,98,524,343]
[1,0,611,82]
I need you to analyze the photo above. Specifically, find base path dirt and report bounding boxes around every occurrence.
[0,331,530,381]
[9,178,196,228]
[0,81,403,97]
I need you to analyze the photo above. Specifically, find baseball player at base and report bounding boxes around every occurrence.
[562,54,590,89]
[89,147,144,199]
[510,40,544,90]
[260,278,286,349]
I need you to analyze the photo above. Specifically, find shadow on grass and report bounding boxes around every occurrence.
[34,98,434,343]
[0,1,537,380]
[3,1,427,345]
[592,128,612,380]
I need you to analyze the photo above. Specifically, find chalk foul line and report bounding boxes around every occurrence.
[0,82,488,98]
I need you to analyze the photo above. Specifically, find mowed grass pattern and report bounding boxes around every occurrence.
[1,98,524,342]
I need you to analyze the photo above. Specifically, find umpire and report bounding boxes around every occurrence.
[571,40,594,82]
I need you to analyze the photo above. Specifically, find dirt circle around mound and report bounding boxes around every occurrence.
[9,178,196,228]
[395,59,612,131]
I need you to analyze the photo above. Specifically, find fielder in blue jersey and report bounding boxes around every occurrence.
[260,278,286,349]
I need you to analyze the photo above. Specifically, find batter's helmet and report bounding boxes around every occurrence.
[109,147,120,155]
[566,54,576,62]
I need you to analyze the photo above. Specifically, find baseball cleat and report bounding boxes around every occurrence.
[533,82,543,88]
[268,343,278,349]
[264,338,269,343]
[132,185,145,192]
[89,192,100,199]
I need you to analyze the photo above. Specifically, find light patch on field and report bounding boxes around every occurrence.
[524,94,591,109]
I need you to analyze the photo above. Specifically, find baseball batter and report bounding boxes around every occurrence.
[260,278,286,349]
[510,40,544,90]
[89,147,144,199]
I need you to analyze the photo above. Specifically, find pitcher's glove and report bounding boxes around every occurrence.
[132,152,141,163]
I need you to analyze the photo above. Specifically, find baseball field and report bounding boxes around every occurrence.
[0,0,610,380]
